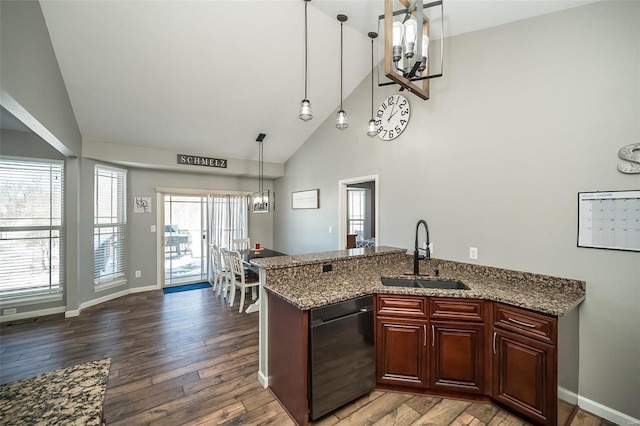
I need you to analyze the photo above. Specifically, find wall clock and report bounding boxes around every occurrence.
[375,94,411,141]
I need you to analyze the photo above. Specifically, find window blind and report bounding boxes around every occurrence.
[0,158,64,297]
[94,165,126,285]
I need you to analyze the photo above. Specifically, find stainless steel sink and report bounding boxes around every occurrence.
[381,277,470,290]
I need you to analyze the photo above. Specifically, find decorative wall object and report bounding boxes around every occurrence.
[134,197,152,213]
[617,143,640,174]
[292,189,319,209]
[177,154,227,168]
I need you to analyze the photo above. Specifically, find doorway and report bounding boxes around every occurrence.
[338,175,379,250]
[162,194,208,286]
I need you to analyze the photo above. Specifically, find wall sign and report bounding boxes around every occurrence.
[177,154,227,168]
[134,197,152,213]
[617,143,640,174]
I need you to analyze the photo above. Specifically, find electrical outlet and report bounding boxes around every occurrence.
[428,243,434,255]
[150,225,156,232]
[3,308,17,316]
[328,226,333,234]
[469,247,478,260]
[135,270,141,278]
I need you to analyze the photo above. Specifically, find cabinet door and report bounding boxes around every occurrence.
[376,317,429,388]
[492,328,556,425]
[430,321,485,394]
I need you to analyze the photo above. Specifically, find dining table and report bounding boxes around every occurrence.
[240,247,287,313]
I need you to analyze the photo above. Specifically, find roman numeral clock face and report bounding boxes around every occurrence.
[376,94,410,141]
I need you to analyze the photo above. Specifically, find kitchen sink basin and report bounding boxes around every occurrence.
[381,277,470,290]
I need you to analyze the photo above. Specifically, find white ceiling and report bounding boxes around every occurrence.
[37,0,598,164]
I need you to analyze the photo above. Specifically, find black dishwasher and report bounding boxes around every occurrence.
[308,295,375,420]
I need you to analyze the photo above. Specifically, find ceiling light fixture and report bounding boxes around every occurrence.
[367,31,378,138]
[335,14,348,130]
[379,0,444,100]
[253,133,269,213]
[299,0,313,122]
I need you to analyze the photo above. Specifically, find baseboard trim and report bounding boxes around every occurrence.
[0,306,66,323]
[558,386,578,405]
[578,394,640,425]
[66,285,159,318]
[258,370,268,388]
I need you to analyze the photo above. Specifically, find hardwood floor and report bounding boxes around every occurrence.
[0,289,616,425]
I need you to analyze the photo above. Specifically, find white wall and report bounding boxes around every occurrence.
[274,1,639,421]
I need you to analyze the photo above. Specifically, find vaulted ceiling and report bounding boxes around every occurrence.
[34,0,598,164]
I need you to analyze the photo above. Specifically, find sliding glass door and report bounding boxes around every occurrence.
[162,195,208,286]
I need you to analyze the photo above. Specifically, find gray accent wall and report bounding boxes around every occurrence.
[274,1,639,419]
[0,0,82,156]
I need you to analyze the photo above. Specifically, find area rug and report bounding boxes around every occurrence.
[0,358,111,426]
[163,281,211,294]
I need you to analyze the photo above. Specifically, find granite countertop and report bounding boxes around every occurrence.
[262,248,586,316]
[249,246,406,270]
[0,358,111,426]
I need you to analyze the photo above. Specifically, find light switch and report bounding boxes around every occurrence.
[150,225,156,232]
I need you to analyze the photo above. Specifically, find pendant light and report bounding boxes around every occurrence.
[298,0,312,121]
[367,32,378,137]
[335,14,348,130]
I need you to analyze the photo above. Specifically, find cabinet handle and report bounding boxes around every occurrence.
[492,331,497,355]
[507,317,536,328]
[423,324,427,346]
[431,324,435,347]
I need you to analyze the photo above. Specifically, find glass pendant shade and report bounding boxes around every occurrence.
[404,17,417,58]
[392,22,404,47]
[336,110,348,130]
[367,119,377,137]
[421,34,430,58]
[299,99,312,121]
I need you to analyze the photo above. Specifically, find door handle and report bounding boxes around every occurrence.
[431,324,435,347]
[423,324,427,346]
[507,317,536,328]
[492,331,497,355]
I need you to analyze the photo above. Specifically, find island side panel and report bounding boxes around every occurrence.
[267,290,309,426]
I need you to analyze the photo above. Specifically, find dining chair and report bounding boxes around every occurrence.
[225,249,260,313]
[209,244,225,294]
[232,238,251,251]
[218,248,233,298]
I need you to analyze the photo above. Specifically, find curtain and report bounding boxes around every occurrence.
[209,194,248,250]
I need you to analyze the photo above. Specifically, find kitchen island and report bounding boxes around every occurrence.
[250,246,586,426]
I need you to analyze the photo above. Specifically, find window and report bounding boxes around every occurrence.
[347,189,366,239]
[94,165,126,286]
[0,157,64,299]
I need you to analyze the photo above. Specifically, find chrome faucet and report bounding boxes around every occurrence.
[414,219,430,275]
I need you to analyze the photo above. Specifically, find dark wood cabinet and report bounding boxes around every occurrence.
[375,294,429,388]
[375,296,563,426]
[492,304,557,425]
[376,316,429,388]
[430,321,485,394]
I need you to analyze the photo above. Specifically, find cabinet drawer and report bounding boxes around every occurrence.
[376,295,428,319]
[430,298,484,322]
[493,304,556,345]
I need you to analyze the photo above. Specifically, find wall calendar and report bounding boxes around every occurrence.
[578,190,640,252]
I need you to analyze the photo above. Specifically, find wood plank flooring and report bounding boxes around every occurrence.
[0,288,616,425]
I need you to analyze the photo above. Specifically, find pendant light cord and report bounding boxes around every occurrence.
[370,37,374,118]
[259,140,263,193]
[304,1,308,99]
[340,20,343,110]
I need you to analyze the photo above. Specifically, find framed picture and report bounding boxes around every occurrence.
[252,190,270,213]
[292,189,319,209]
